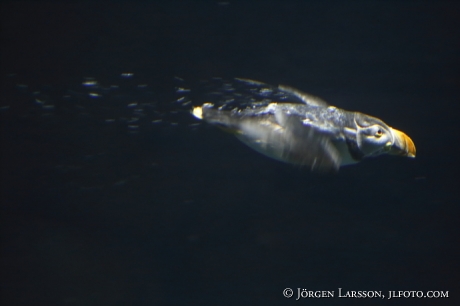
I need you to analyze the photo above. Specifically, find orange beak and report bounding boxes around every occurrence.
[389,128,416,158]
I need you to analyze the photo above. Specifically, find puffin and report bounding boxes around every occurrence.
[191,79,416,172]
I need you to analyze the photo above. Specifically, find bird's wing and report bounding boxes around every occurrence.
[195,104,341,172]
[235,78,328,107]
[267,109,341,172]
[278,85,329,107]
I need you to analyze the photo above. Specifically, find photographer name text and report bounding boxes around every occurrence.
[282,288,449,300]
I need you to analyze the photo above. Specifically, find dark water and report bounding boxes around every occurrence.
[1,1,459,305]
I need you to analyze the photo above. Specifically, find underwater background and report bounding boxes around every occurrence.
[1,1,459,305]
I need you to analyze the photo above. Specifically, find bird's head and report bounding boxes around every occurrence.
[354,113,416,159]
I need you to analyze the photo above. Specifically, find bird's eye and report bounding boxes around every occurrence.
[375,129,383,137]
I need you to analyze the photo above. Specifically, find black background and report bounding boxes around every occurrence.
[1,1,459,305]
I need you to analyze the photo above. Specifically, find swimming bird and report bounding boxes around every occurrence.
[191,79,415,172]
